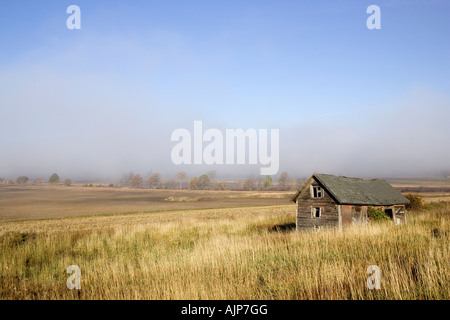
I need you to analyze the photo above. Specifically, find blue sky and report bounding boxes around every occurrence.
[0,0,449,180]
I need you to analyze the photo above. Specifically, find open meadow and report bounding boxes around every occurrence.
[0,184,449,300]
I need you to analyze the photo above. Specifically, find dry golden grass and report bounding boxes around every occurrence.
[0,201,448,300]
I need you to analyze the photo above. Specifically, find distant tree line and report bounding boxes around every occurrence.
[0,171,306,191]
[238,172,305,191]
[115,170,304,191]
[0,173,73,187]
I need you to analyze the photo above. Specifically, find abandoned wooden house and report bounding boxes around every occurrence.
[291,173,410,231]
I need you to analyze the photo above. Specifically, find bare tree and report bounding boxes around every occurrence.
[63,178,72,186]
[212,181,227,190]
[118,171,134,187]
[148,173,162,189]
[16,176,29,185]
[129,174,143,188]
[0,177,4,185]
[243,176,257,191]
[189,177,198,190]
[176,171,188,189]
[278,171,290,191]
[197,174,211,190]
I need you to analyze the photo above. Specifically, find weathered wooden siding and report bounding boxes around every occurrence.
[296,179,339,230]
[359,206,368,224]
[340,205,353,226]
[341,205,368,226]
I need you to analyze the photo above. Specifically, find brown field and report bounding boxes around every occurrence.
[1,183,449,221]
[390,179,450,204]
[391,178,450,194]
[0,185,292,221]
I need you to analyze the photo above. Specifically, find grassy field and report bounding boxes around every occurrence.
[0,197,449,299]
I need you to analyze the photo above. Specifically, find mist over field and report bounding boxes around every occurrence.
[0,1,449,181]
[1,82,449,181]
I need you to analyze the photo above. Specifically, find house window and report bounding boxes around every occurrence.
[311,186,323,198]
[384,208,393,219]
[311,207,321,218]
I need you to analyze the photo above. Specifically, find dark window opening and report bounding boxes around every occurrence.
[314,207,321,218]
[312,186,323,198]
[384,209,393,219]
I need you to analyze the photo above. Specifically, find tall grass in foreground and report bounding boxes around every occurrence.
[0,203,448,299]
